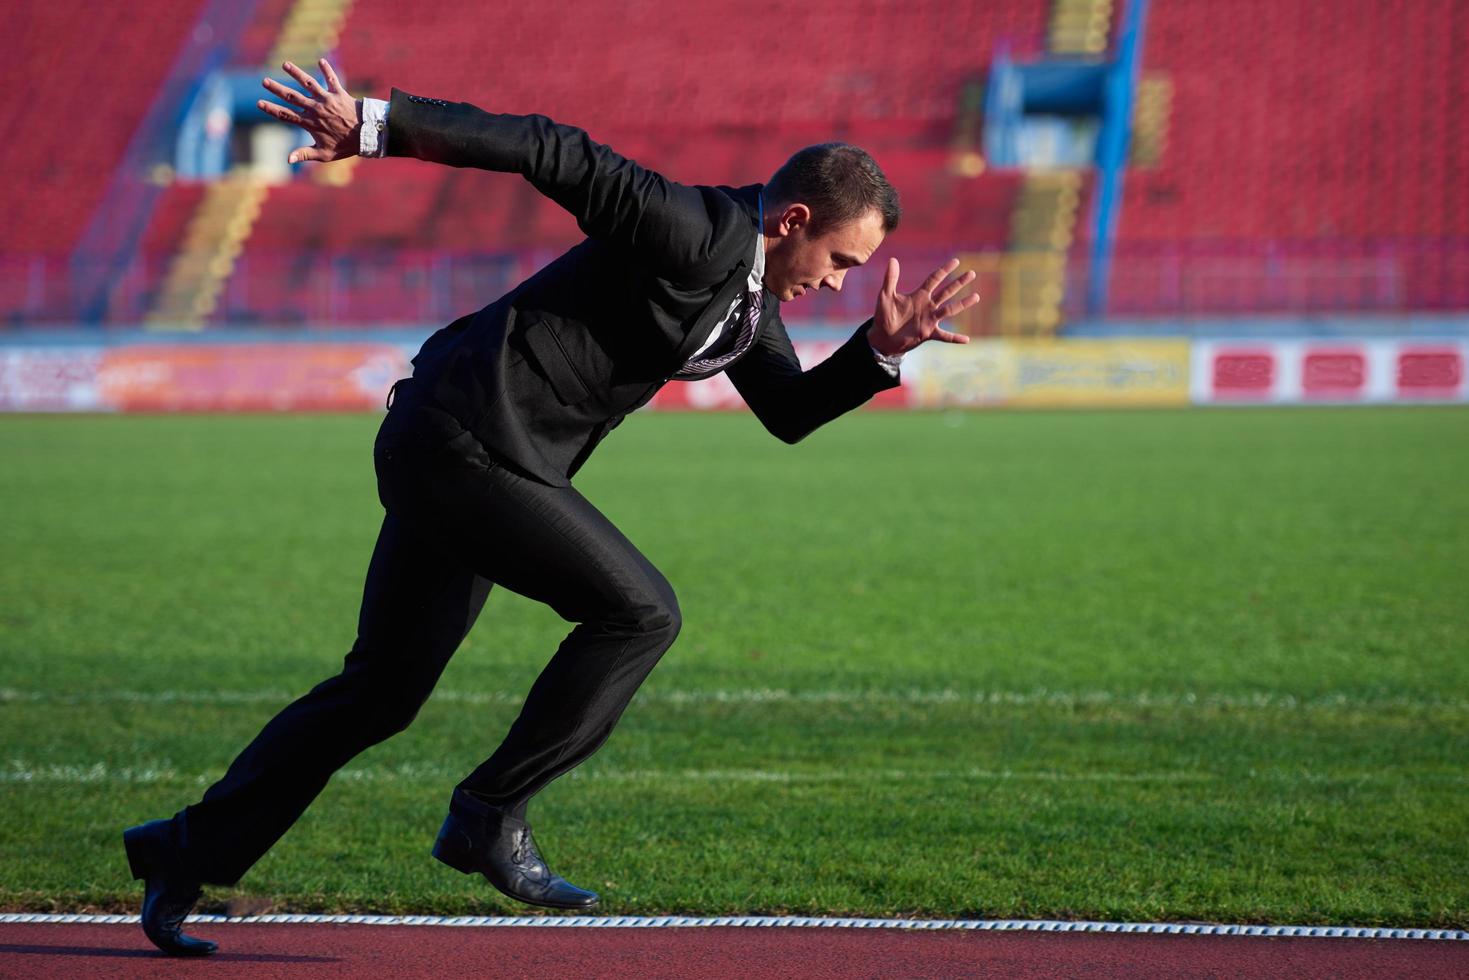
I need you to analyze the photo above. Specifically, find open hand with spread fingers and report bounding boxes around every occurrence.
[868,257,980,356]
[257,58,362,165]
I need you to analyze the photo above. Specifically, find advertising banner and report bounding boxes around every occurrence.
[0,347,106,411]
[649,338,1190,411]
[0,343,410,413]
[96,343,410,412]
[1191,340,1468,404]
[2,336,1465,413]
[910,339,1190,408]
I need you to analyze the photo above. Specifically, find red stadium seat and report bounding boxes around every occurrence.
[1113,0,1469,314]
[0,1,205,258]
[229,0,1049,322]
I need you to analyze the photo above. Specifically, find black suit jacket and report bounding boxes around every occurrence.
[385,88,900,486]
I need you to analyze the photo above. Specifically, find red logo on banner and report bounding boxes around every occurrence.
[1212,352,1275,397]
[1397,349,1463,398]
[1302,350,1366,398]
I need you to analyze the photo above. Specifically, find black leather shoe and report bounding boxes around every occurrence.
[431,789,599,910]
[122,819,218,957]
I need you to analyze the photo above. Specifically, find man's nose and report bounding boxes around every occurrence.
[822,270,846,292]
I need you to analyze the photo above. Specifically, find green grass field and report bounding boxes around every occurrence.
[2,407,1466,926]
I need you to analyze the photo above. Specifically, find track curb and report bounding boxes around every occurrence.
[2,913,1463,941]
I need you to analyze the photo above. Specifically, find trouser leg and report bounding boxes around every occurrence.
[450,476,681,812]
[175,514,491,885]
[374,430,681,816]
[174,407,678,883]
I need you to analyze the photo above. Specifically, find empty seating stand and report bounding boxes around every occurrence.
[30,1,1461,325]
[219,0,1048,324]
[1114,0,1469,314]
[0,2,204,258]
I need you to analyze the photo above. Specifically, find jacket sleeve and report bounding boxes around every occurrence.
[726,310,902,444]
[384,88,738,280]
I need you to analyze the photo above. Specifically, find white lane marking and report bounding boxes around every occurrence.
[0,912,1463,941]
[2,686,1464,712]
[0,763,182,784]
[2,760,1463,786]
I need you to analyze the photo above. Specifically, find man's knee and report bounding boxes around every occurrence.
[644,592,682,640]
[371,692,428,738]
[333,660,433,739]
[613,580,681,642]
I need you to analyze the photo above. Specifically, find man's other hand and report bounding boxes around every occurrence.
[868,258,979,356]
[257,59,361,165]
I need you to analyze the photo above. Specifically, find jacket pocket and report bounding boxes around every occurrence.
[521,318,592,405]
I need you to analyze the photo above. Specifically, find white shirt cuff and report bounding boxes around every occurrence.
[360,97,389,157]
[869,343,903,378]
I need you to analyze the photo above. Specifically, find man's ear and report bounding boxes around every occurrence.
[778,203,811,236]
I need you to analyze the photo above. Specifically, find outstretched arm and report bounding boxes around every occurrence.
[256,59,741,280]
[728,258,980,444]
[728,311,901,445]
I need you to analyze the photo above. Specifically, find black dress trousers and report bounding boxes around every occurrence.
[172,382,680,886]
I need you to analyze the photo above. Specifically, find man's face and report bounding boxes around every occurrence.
[763,205,886,302]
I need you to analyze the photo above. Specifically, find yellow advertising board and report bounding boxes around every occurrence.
[911,339,1191,408]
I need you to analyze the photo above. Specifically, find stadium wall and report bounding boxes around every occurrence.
[2,328,1465,413]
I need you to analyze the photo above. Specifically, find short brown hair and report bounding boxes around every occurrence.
[765,143,901,235]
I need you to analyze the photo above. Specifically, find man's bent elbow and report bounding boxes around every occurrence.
[739,391,818,444]
[767,420,812,445]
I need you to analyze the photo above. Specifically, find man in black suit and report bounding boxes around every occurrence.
[123,58,980,955]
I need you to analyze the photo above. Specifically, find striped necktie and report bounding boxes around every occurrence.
[672,288,764,380]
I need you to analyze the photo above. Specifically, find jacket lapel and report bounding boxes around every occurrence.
[665,184,766,372]
[669,260,748,366]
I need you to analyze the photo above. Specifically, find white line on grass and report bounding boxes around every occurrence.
[0,912,1463,941]
[0,762,1203,785]
[3,760,1463,786]
[3,686,1465,712]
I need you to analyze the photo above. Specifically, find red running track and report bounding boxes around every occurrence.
[2,922,1467,979]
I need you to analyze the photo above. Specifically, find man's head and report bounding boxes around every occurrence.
[761,143,901,302]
